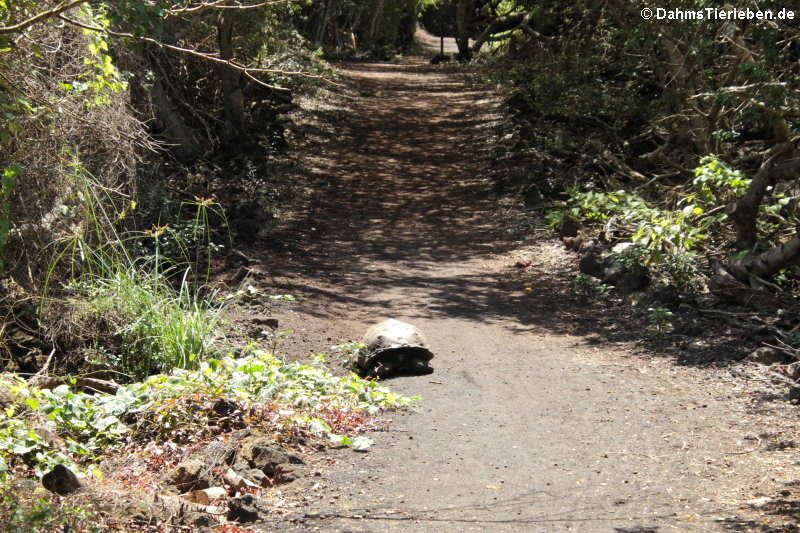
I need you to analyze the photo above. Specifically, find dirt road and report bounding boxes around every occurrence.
[251,58,800,532]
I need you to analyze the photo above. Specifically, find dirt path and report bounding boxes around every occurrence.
[247,59,800,532]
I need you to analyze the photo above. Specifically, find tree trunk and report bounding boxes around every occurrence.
[367,0,385,45]
[729,230,800,286]
[456,0,471,59]
[470,11,533,54]
[729,142,794,248]
[217,8,244,144]
[657,36,707,153]
[314,0,333,46]
[149,77,200,162]
[705,32,749,152]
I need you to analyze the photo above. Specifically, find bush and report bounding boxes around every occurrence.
[1,11,146,290]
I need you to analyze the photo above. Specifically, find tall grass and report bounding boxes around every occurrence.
[82,262,223,379]
[45,156,227,381]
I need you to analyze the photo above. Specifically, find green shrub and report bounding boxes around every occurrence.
[647,306,674,335]
[549,156,767,290]
[573,273,612,299]
[661,251,702,292]
[690,155,750,207]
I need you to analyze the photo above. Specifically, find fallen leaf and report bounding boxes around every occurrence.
[182,486,227,505]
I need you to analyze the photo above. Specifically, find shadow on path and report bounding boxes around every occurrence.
[241,57,799,533]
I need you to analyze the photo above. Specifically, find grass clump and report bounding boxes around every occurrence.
[75,264,224,380]
[42,161,228,381]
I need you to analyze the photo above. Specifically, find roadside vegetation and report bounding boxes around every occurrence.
[478,1,800,300]
[424,1,800,363]
[0,352,414,530]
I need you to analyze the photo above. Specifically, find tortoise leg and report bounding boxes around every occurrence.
[375,361,394,379]
[412,359,434,375]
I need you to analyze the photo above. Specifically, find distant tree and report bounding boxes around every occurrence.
[302,0,420,55]
[420,0,537,59]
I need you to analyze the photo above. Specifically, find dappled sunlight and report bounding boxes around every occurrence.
[254,57,766,373]
[255,58,582,341]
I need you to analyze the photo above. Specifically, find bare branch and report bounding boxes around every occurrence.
[169,0,228,12]
[689,82,788,100]
[240,68,287,92]
[0,70,156,147]
[167,0,288,14]
[729,142,795,247]
[35,347,56,377]
[58,15,340,90]
[2,1,335,89]
[0,0,89,34]
[729,229,800,285]
[470,10,539,54]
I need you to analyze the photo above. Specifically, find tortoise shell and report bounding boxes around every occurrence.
[359,319,434,378]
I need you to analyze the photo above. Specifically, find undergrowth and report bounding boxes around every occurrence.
[0,348,415,480]
[548,155,795,290]
[0,348,416,530]
[331,340,368,372]
[44,161,229,381]
[0,487,95,533]
[73,265,224,380]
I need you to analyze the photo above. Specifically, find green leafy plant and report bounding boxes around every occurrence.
[560,188,659,223]
[331,341,368,371]
[573,273,612,299]
[611,244,648,269]
[647,307,674,335]
[264,328,293,354]
[552,156,768,292]
[558,189,707,258]
[661,251,702,291]
[0,165,17,273]
[545,208,565,229]
[0,347,417,483]
[0,484,97,533]
[690,155,750,207]
[630,203,709,257]
[554,188,711,258]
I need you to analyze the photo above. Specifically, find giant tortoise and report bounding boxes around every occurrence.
[358,319,434,379]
